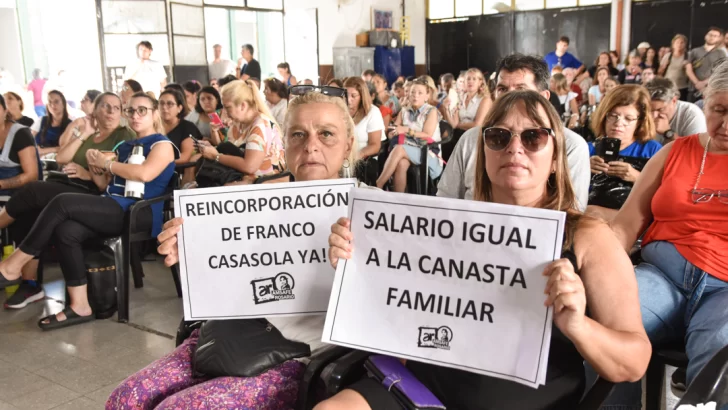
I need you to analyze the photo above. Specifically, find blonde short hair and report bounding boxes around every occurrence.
[285,92,358,176]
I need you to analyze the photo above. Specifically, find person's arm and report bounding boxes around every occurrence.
[38,146,60,156]
[199,129,265,175]
[459,97,491,130]
[564,220,651,382]
[0,146,38,190]
[176,138,195,165]
[360,131,382,159]
[89,142,175,183]
[56,118,95,165]
[409,109,438,140]
[609,143,672,252]
[386,112,404,139]
[588,92,597,107]
[568,99,580,127]
[290,76,298,86]
[685,61,701,86]
[658,54,670,76]
[575,64,586,76]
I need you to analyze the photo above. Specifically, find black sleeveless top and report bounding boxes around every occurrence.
[406,248,585,410]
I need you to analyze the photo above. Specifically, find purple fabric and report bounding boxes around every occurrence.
[106,329,210,410]
[155,360,305,410]
[368,355,445,409]
[106,329,306,410]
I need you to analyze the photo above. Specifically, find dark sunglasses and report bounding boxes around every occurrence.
[288,85,348,101]
[482,127,554,152]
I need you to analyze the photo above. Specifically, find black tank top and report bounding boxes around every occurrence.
[406,248,585,410]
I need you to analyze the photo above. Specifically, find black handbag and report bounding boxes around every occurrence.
[194,158,244,188]
[588,155,649,210]
[192,319,311,378]
[84,248,117,319]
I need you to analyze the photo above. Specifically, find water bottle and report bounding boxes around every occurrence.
[124,145,146,199]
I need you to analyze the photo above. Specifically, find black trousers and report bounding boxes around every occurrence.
[5,181,95,246]
[19,194,126,287]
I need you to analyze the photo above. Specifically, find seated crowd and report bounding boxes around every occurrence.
[0,32,725,409]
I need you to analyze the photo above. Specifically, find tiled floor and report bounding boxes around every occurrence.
[0,257,683,410]
[0,258,180,410]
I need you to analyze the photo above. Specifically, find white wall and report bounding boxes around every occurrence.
[284,0,427,65]
[0,6,24,85]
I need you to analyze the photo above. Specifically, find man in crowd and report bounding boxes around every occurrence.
[123,41,167,98]
[641,67,656,85]
[686,26,728,102]
[646,78,707,144]
[544,36,585,74]
[237,44,261,81]
[209,44,236,81]
[437,54,591,211]
[361,69,376,83]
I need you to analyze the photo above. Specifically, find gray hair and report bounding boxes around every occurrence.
[705,59,728,100]
[645,78,679,102]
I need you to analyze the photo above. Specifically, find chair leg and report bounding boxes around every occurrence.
[130,242,144,289]
[171,265,182,298]
[645,358,665,410]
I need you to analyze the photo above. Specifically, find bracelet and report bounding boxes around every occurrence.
[109,161,115,175]
[104,159,112,173]
[215,153,221,162]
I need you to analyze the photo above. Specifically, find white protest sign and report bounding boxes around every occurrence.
[175,179,357,320]
[322,188,565,388]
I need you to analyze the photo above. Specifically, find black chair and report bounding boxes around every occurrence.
[677,344,728,408]
[298,350,616,410]
[646,344,689,410]
[405,120,454,196]
[100,173,180,323]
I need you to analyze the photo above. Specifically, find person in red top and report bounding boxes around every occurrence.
[606,59,728,407]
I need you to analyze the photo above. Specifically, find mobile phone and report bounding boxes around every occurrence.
[208,113,224,127]
[190,135,200,145]
[599,137,621,163]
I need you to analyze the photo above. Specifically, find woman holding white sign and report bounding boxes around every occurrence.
[320,90,651,410]
[107,89,358,409]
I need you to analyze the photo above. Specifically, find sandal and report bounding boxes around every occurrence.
[38,307,95,331]
[0,270,21,289]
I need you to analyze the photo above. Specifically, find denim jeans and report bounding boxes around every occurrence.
[589,240,728,409]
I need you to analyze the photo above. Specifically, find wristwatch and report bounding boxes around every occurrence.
[214,153,221,162]
[664,129,675,141]
[407,128,415,138]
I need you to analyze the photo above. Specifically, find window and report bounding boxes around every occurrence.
[456,0,482,16]
[428,0,454,19]
[546,0,577,8]
[514,0,544,10]
[577,0,610,5]
[247,0,282,10]
[484,0,512,14]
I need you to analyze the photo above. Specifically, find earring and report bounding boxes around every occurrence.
[343,159,350,169]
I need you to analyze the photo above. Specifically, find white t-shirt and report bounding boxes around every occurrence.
[209,59,236,80]
[354,107,385,152]
[123,59,167,98]
[558,91,579,116]
[458,94,483,124]
[269,99,288,127]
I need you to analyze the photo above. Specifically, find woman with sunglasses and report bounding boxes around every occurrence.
[30,90,72,156]
[319,90,650,410]
[159,89,201,165]
[0,93,134,309]
[377,78,442,192]
[196,80,285,184]
[594,57,728,410]
[587,85,662,220]
[185,85,224,142]
[0,92,176,329]
[3,92,35,127]
[107,89,360,410]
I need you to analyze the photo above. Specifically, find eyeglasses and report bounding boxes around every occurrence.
[606,112,640,124]
[99,103,121,113]
[123,106,151,117]
[159,101,178,108]
[288,85,348,102]
[482,127,554,152]
[691,189,728,204]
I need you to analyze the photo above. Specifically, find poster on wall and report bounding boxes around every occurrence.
[372,8,394,30]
